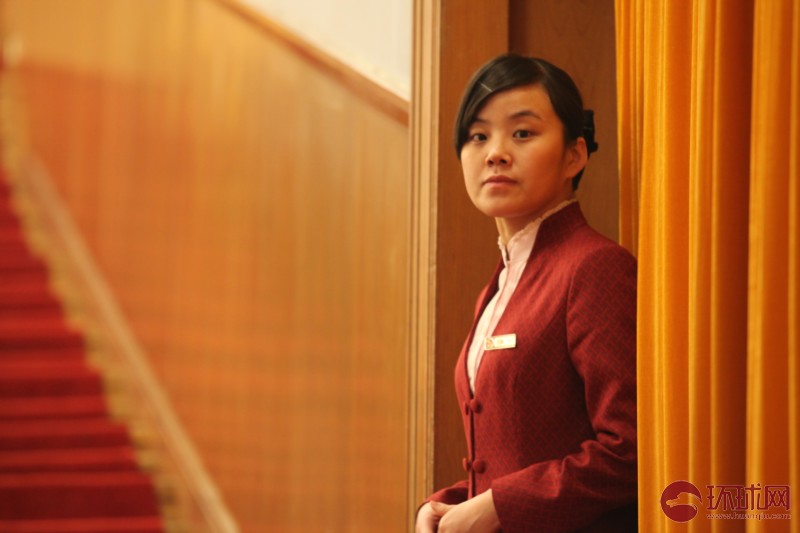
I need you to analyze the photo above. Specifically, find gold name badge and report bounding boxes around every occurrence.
[484,333,517,351]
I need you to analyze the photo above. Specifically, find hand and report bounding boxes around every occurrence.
[431,490,501,533]
[415,502,441,533]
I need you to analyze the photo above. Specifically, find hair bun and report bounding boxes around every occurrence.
[583,109,599,155]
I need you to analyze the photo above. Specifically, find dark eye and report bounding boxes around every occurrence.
[469,132,487,142]
[513,130,534,139]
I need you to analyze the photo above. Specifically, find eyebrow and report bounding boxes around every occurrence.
[510,110,543,121]
[472,109,544,124]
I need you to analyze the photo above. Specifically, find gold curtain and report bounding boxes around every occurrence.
[616,0,799,531]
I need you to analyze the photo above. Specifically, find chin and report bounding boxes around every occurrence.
[475,201,525,219]
[474,205,509,219]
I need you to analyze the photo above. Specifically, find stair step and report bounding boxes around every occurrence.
[0,362,103,398]
[0,316,74,332]
[0,230,25,245]
[0,267,50,286]
[0,359,93,374]
[0,248,42,271]
[0,418,131,450]
[0,471,160,519]
[0,446,139,473]
[0,395,108,420]
[0,348,86,364]
[0,336,84,351]
[0,283,60,310]
[0,362,102,397]
[0,209,19,227]
[0,335,85,351]
[0,516,163,533]
[0,262,45,276]
[0,199,17,210]
[0,306,65,325]
[0,320,84,351]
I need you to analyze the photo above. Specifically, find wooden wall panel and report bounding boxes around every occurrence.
[431,0,511,497]
[409,0,511,504]
[3,1,410,531]
[510,0,620,241]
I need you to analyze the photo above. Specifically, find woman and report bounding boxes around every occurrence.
[415,55,638,532]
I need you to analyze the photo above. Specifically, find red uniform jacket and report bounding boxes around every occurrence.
[429,204,638,532]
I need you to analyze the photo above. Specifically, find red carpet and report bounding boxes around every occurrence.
[0,175,164,532]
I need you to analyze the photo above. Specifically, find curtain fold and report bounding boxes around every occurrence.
[616,0,797,531]
[747,4,800,533]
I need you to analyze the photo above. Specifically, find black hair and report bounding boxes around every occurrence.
[453,54,598,190]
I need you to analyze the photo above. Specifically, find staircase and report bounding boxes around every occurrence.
[0,173,166,532]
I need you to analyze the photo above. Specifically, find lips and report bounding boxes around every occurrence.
[483,175,516,186]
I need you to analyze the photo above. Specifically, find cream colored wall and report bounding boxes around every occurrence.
[240,0,412,98]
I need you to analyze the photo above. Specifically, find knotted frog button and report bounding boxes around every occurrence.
[469,399,482,413]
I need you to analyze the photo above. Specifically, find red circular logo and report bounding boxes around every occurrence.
[660,480,703,522]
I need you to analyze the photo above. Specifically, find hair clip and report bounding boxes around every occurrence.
[583,109,599,155]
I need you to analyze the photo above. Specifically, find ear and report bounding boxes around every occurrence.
[563,137,588,182]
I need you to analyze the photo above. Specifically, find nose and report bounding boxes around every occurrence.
[485,140,511,167]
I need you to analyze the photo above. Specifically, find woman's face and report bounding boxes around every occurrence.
[460,84,586,241]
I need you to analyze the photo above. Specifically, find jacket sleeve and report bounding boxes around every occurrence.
[490,245,638,532]
[427,479,469,505]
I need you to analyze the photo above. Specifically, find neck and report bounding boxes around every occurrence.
[495,196,576,246]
